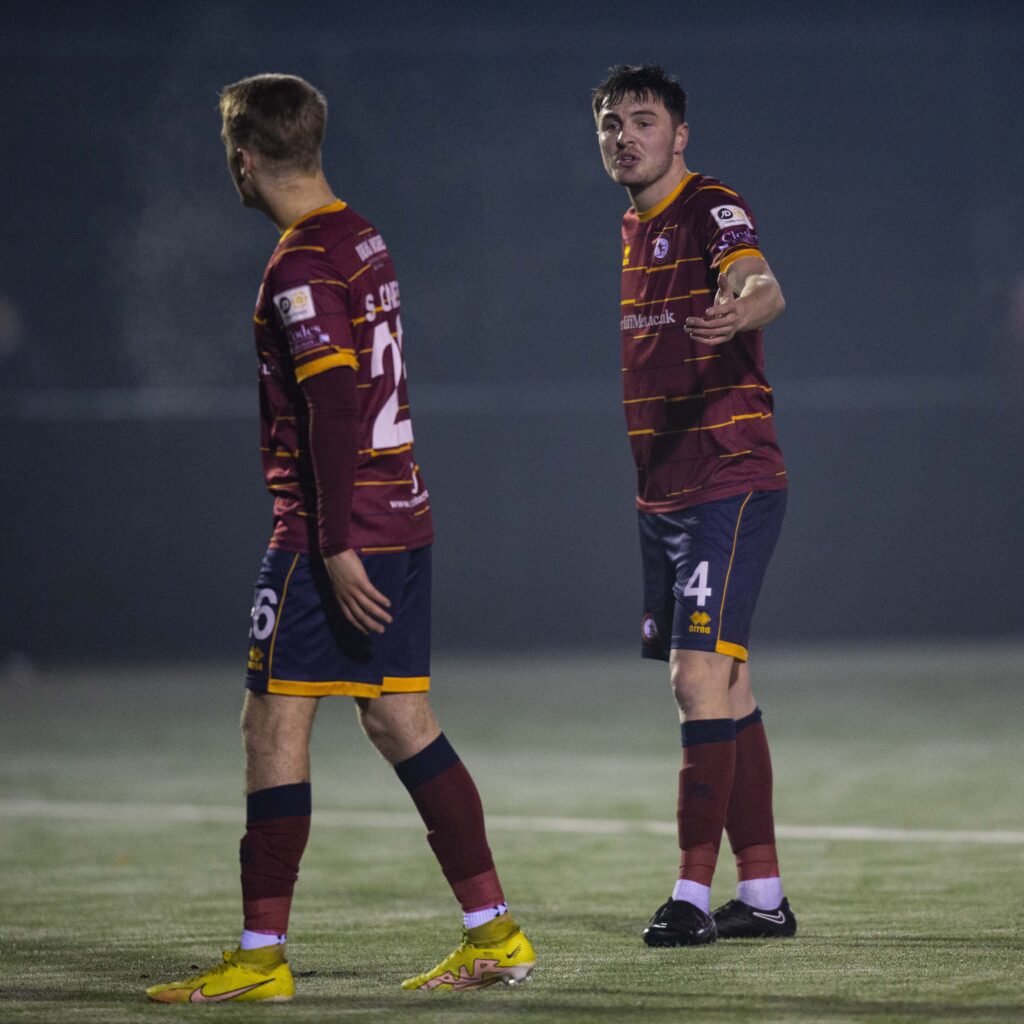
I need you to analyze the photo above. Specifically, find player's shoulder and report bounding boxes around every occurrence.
[268,201,381,285]
[681,173,752,215]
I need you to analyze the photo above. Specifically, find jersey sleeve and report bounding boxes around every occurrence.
[692,183,765,275]
[267,248,359,383]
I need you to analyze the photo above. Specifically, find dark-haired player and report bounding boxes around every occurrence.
[593,64,796,946]
[146,74,534,1003]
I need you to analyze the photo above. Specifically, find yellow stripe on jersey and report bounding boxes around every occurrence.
[621,287,710,308]
[308,277,349,289]
[623,256,705,275]
[358,442,413,457]
[635,172,697,222]
[278,199,348,242]
[719,449,753,458]
[623,383,773,406]
[718,247,765,273]
[355,479,413,487]
[689,184,741,201]
[361,545,407,553]
[627,411,773,437]
[347,263,371,284]
[351,305,383,326]
[294,350,359,383]
[271,245,327,268]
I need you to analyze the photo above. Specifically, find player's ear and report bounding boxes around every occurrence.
[235,147,255,178]
[674,122,689,157]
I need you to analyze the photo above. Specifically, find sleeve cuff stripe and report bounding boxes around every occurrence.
[295,351,359,382]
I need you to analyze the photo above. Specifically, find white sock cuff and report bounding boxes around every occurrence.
[463,901,509,929]
[671,879,711,914]
[736,876,784,911]
[240,929,286,950]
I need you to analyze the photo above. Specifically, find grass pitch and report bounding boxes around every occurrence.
[1,646,1022,1023]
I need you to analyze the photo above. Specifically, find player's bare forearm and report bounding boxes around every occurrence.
[685,257,785,346]
[323,548,393,635]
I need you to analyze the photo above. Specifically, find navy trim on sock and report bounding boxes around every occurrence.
[394,733,459,791]
[681,718,737,747]
[734,707,763,734]
[247,782,311,823]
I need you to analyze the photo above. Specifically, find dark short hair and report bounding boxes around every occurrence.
[592,64,687,125]
[219,73,327,174]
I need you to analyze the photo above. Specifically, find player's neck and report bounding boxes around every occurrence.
[259,173,338,234]
[628,159,690,216]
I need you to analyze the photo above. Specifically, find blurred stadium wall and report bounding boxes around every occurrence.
[3,1,1023,661]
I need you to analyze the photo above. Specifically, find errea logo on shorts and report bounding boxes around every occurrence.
[710,205,753,230]
[273,285,316,326]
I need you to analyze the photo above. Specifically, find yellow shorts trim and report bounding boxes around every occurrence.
[715,640,749,662]
[266,675,430,698]
[382,675,431,693]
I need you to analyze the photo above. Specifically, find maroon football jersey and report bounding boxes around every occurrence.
[253,200,433,553]
[619,172,787,512]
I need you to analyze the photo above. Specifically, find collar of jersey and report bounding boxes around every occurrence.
[279,199,348,241]
[634,171,697,223]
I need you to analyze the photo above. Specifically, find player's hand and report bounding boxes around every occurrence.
[685,270,745,346]
[323,549,393,635]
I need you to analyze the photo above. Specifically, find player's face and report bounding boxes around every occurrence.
[596,95,687,194]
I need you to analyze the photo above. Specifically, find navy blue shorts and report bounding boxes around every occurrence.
[245,545,431,698]
[638,489,786,663]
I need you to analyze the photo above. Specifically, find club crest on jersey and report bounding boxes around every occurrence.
[273,285,316,326]
[710,205,753,230]
[653,236,670,262]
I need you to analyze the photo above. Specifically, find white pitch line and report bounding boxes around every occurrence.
[1,798,1022,846]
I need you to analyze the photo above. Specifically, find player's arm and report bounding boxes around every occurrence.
[685,256,786,346]
[302,367,393,636]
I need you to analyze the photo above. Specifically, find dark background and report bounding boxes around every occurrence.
[3,1,1023,662]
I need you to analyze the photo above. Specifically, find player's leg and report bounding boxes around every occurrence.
[239,691,318,948]
[641,493,781,948]
[643,648,736,947]
[712,661,797,937]
[145,691,315,1003]
[357,690,535,990]
[147,548,325,1003]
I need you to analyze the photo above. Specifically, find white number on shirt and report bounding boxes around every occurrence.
[370,315,414,450]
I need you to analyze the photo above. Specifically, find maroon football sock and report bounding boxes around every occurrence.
[395,734,504,912]
[725,708,780,880]
[239,783,312,934]
[677,719,737,886]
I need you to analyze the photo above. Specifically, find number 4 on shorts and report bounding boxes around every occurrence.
[683,561,712,607]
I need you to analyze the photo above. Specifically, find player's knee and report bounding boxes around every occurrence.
[670,656,724,716]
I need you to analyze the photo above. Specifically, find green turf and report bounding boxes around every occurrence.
[1,646,1022,1022]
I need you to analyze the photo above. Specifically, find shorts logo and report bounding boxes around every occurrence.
[642,614,659,643]
[622,243,631,268]
[710,205,753,230]
[247,646,264,673]
[653,236,670,262]
[273,285,316,326]
[689,611,712,636]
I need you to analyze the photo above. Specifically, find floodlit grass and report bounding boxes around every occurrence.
[1,647,1022,1022]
